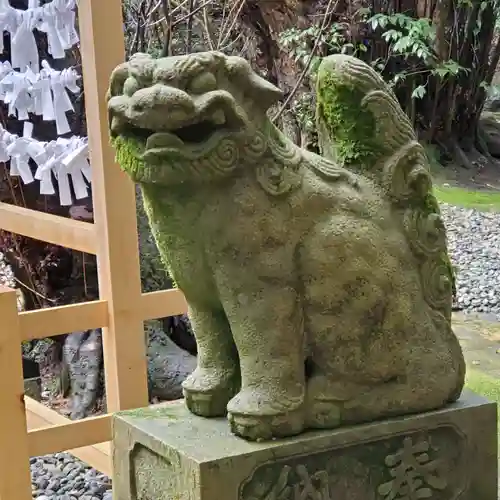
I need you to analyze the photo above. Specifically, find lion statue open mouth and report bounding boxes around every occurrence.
[107,51,289,186]
[107,51,465,442]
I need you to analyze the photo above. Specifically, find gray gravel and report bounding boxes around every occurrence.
[441,203,500,316]
[0,202,498,498]
[31,453,112,499]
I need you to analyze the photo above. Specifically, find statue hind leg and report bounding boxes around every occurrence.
[329,348,464,425]
[303,313,464,428]
[299,214,460,427]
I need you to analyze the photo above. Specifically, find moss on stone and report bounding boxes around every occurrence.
[136,185,171,292]
[121,406,179,420]
[111,136,145,179]
[423,190,456,298]
[316,73,386,168]
[139,184,180,289]
[423,191,440,215]
[315,64,456,303]
[110,137,179,290]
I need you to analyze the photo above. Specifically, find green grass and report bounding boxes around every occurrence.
[434,185,500,211]
[465,368,500,441]
[423,143,500,211]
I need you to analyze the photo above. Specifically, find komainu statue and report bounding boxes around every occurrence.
[107,51,465,441]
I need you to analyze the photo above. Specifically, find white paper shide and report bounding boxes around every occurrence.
[0,0,90,206]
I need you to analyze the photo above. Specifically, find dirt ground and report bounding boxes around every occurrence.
[434,158,500,191]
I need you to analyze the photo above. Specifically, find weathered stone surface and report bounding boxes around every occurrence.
[112,391,497,500]
[107,51,465,441]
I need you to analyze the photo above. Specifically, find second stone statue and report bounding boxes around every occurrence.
[107,51,465,442]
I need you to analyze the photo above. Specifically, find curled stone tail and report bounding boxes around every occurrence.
[315,54,454,320]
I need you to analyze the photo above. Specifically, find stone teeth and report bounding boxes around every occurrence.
[211,110,226,125]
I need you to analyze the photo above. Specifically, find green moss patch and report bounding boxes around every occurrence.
[419,190,456,295]
[316,72,386,168]
[121,405,180,420]
[111,135,146,179]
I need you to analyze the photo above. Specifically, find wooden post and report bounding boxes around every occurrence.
[77,0,149,412]
[0,286,32,500]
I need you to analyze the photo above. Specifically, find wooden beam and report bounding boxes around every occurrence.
[78,0,149,412]
[26,398,111,457]
[18,291,188,341]
[19,300,109,341]
[17,290,188,341]
[0,287,32,500]
[0,202,97,254]
[141,289,187,320]
[25,398,111,475]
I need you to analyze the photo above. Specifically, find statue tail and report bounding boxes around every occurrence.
[315,54,455,321]
[315,54,429,200]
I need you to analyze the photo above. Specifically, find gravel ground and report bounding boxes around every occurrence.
[31,454,111,500]
[0,202,498,498]
[441,203,500,316]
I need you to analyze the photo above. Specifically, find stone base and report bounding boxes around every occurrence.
[112,390,497,500]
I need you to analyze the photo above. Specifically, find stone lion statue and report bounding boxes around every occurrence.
[107,51,465,441]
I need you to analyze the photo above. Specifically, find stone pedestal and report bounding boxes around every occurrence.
[112,391,497,500]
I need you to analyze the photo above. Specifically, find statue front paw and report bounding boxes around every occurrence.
[227,389,305,441]
[182,367,239,417]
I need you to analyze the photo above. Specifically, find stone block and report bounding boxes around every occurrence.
[112,390,497,500]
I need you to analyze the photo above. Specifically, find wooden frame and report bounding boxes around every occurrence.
[0,0,188,497]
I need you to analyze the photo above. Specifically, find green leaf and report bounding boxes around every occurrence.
[357,7,371,16]
[382,29,402,41]
[432,67,449,78]
[416,48,426,59]
[369,15,380,30]
[393,36,411,52]
[443,60,460,74]
[412,85,427,99]
[393,72,406,83]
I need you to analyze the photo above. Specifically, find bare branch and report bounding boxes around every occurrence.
[161,0,172,56]
[186,0,195,53]
[201,2,216,50]
[272,0,339,123]
[171,0,214,28]
[217,0,246,49]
